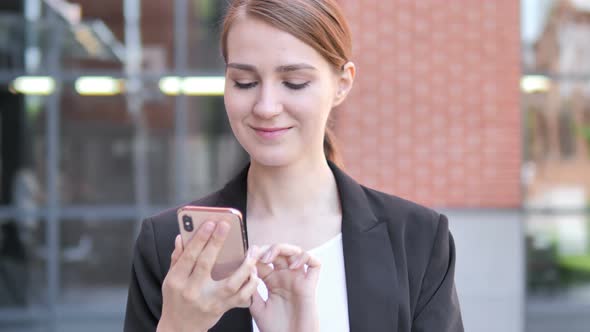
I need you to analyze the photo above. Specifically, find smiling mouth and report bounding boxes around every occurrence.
[253,126,292,132]
[251,126,293,139]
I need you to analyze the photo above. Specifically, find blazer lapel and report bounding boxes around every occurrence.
[330,162,399,332]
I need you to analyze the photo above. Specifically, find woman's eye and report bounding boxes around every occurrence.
[234,81,258,89]
[283,81,310,90]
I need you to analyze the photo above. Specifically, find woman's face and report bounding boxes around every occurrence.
[224,15,347,167]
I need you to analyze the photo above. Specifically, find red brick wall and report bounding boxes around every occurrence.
[336,0,522,208]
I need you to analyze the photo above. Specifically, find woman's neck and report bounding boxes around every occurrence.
[246,158,341,220]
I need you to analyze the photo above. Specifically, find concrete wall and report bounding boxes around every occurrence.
[446,209,525,332]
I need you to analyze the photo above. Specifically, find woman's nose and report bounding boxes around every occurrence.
[252,85,282,118]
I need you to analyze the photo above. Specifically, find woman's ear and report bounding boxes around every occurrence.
[333,61,356,107]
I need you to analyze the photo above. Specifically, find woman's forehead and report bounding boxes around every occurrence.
[225,15,328,68]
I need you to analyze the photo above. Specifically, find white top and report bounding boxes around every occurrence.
[252,233,350,332]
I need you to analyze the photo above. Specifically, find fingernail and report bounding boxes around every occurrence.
[250,245,258,256]
[202,222,215,234]
[247,247,255,260]
[262,251,271,263]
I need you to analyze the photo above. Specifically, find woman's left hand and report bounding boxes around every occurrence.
[249,244,321,332]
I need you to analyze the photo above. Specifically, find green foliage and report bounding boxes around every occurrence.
[557,255,590,285]
[558,255,590,273]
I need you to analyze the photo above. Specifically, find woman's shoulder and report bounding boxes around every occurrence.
[358,185,454,290]
[359,184,447,242]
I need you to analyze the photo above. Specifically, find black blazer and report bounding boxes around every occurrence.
[124,162,464,332]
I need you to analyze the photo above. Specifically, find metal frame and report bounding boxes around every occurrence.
[174,0,189,203]
[42,8,63,331]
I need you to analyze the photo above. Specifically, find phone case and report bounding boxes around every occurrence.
[176,206,248,280]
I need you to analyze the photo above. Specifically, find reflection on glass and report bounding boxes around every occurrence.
[187,0,226,71]
[0,0,246,330]
[0,91,46,208]
[58,89,134,205]
[0,216,46,309]
[185,96,247,199]
[59,219,134,311]
[0,11,123,72]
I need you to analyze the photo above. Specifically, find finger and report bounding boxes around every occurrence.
[273,255,290,270]
[189,221,230,281]
[256,261,274,280]
[288,251,321,281]
[261,243,302,264]
[169,235,183,270]
[288,252,313,270]
[304,255,322,282]
[249,284,266,317]
[304,253,321,268]
[172,221,215,277]
[250,245,270,261]
[218,246,258,297]
[230,271,260,308]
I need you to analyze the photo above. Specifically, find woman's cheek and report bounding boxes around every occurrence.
[224,101,242,137]
[225,96,244,122]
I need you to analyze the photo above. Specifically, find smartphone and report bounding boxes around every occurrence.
[176,206,248,280]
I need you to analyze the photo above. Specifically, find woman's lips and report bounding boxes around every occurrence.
[252,126,292,139]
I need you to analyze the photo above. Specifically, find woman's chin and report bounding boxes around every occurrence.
[248,150,296,168]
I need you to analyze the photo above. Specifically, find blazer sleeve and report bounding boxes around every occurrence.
[124,218,163,332]
[412,214,464,332]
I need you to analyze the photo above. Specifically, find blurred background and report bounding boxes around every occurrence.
[0,0,588,331]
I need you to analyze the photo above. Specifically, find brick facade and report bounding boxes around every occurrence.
[336,0,522,208]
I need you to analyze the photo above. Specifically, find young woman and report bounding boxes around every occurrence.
[124,1,464,331]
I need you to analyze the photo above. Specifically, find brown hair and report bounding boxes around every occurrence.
[221,0,351,167]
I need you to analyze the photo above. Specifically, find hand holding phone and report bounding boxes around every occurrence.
[157,206,257,332]
[177,206,248,280]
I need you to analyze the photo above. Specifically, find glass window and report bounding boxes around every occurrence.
[0,92,47,209]
[58,218,133,312]
[0,0,243,330]
[0,215,47,309]
[522,0,590,330]
[185,0,226,72]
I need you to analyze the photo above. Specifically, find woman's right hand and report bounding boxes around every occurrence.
[250,244,321,332]
[156,221,260,332]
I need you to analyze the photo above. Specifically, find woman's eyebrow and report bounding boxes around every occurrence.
[276,63,317,72]
[226,63,256,72]
[226,63,317,72]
